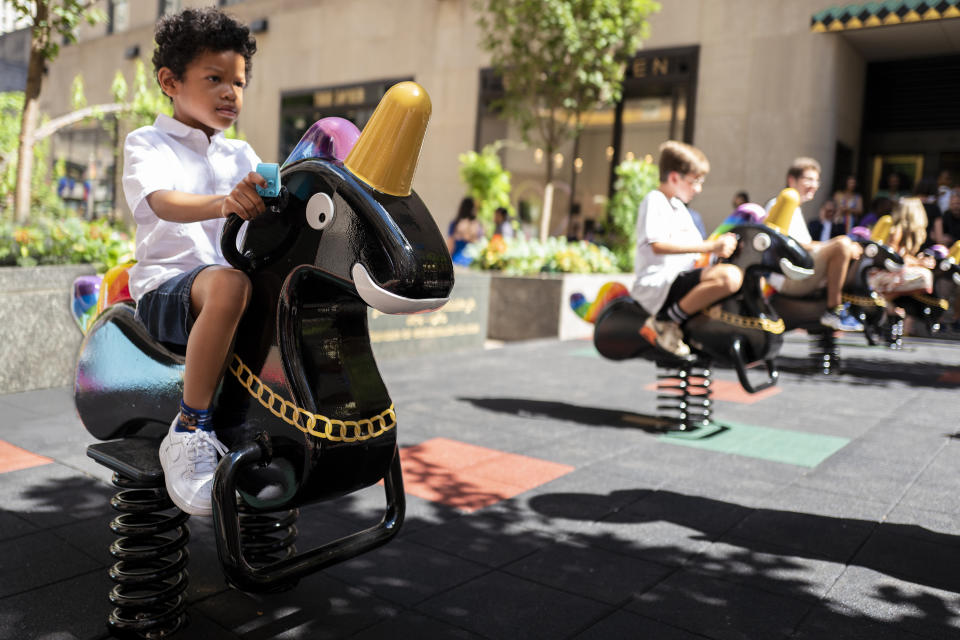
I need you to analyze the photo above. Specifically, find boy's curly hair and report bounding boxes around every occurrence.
[152,7,257,83]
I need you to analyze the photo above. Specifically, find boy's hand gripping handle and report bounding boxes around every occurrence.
[255,163,288,213]
[221,163,292,272]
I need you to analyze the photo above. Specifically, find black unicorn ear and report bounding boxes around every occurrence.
[344,81,431,196]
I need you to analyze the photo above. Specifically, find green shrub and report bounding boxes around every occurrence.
[458,142,513,230]
[603,157,659,271]
[0,215,133,271]
[466,234,620,275]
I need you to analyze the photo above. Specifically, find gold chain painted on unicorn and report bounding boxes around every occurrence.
[842,292,886,308]
[910,293,949,310]
[703,306,785,334]
[229,355,396,441]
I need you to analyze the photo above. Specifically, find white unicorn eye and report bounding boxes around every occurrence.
[306,192,335,230]
[752,233,771,252]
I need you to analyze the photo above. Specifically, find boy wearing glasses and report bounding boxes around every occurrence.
[764,157,864,331]
[632,141,742,357]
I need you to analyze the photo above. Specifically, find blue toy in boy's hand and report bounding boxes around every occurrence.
[255,163,281,198]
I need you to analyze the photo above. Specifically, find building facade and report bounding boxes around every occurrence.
[33,0,960,234]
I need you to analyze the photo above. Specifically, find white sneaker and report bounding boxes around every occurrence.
[640,316,691,357]
[159,415,228,517]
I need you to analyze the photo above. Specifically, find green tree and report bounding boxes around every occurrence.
[475,0,659,241]
[458,141,513,232]
[11,0,104,222]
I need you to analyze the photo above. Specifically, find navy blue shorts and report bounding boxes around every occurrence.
[659,268,703,313]
[135,265,211,346]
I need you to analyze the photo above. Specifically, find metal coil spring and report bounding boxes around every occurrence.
[887,318,904,350]
[237,500,299,567]
[107,474,189,639]
[810,331,841,375]
[656,362,713,431]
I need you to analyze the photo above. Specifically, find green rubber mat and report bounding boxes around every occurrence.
[660,420,849,468]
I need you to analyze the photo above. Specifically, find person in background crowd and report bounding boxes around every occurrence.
[807,200,845,242]
[731,190,749,209]
[934,188,960,247]
[913,178,942,249]
[937,169,953,213]
[832,175,863,230]
[447,197,485,266]
[860,196,892,229]
[493,206,515,239]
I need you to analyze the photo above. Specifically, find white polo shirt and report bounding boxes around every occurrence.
[122,114,261,301]
[631,189,703,314]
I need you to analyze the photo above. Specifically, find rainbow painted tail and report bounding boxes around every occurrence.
[570,281,631,324]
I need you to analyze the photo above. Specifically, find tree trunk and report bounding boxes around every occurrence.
[539,153,555,243]
[14,3,49,223]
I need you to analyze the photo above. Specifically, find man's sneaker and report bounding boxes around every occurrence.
[159,415,228,516]
[820,307,864,332]
[640,316,691,357]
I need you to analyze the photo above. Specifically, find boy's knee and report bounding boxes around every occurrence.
[206,268,252,313]
[713,265,743,292]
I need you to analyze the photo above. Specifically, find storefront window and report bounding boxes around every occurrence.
[51,121,117,219]
[278,78,411,163]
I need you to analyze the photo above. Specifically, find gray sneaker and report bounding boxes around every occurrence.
[641,316,691,357]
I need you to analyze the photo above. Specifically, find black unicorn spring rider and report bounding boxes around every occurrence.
[857,217,960,348]
[571,188,814,431]
[768,213,905,372]
[73,82,453,637]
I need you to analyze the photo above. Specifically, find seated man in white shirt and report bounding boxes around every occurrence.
[764,157,863,331]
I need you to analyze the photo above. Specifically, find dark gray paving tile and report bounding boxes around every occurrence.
[416,571,613,640]
[726,505,877,563]
[754,484,890,522]
[572,610,706,640]
[628,570,811,639]
[849,522,960,594]
[406,512,556,568]
[502,539,673,605]
[349,611,485,640]
[0,530,102,598]
[0,464,113,529]
[193,573,399,639]
[824,565,960,640]
[325,538,488,606]
[0,509,38,542]
[0,568,112,640]
[0,385,76,418]
[792,603,931,640]
[687,537,846,602]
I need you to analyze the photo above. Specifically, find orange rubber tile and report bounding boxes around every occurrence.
[397,437,573,513]
[0,440,53,474]
[644,378,781,404]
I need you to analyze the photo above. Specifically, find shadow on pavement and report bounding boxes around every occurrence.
[6,472,960,638]
[775,355,960,389]
[458,397,671,432]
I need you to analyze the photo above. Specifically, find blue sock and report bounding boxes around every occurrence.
[176,400,213,432]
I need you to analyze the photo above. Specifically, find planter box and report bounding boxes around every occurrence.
[0,265,96,394]
[487,272,634,342]
[368,270,491,359]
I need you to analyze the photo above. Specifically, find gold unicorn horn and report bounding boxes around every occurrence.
[345,81,432,197]
[765,188,799,234]
[871,215,893,244]
[948,240,960,263]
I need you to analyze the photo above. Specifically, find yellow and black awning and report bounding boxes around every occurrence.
[811,1,960,32]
